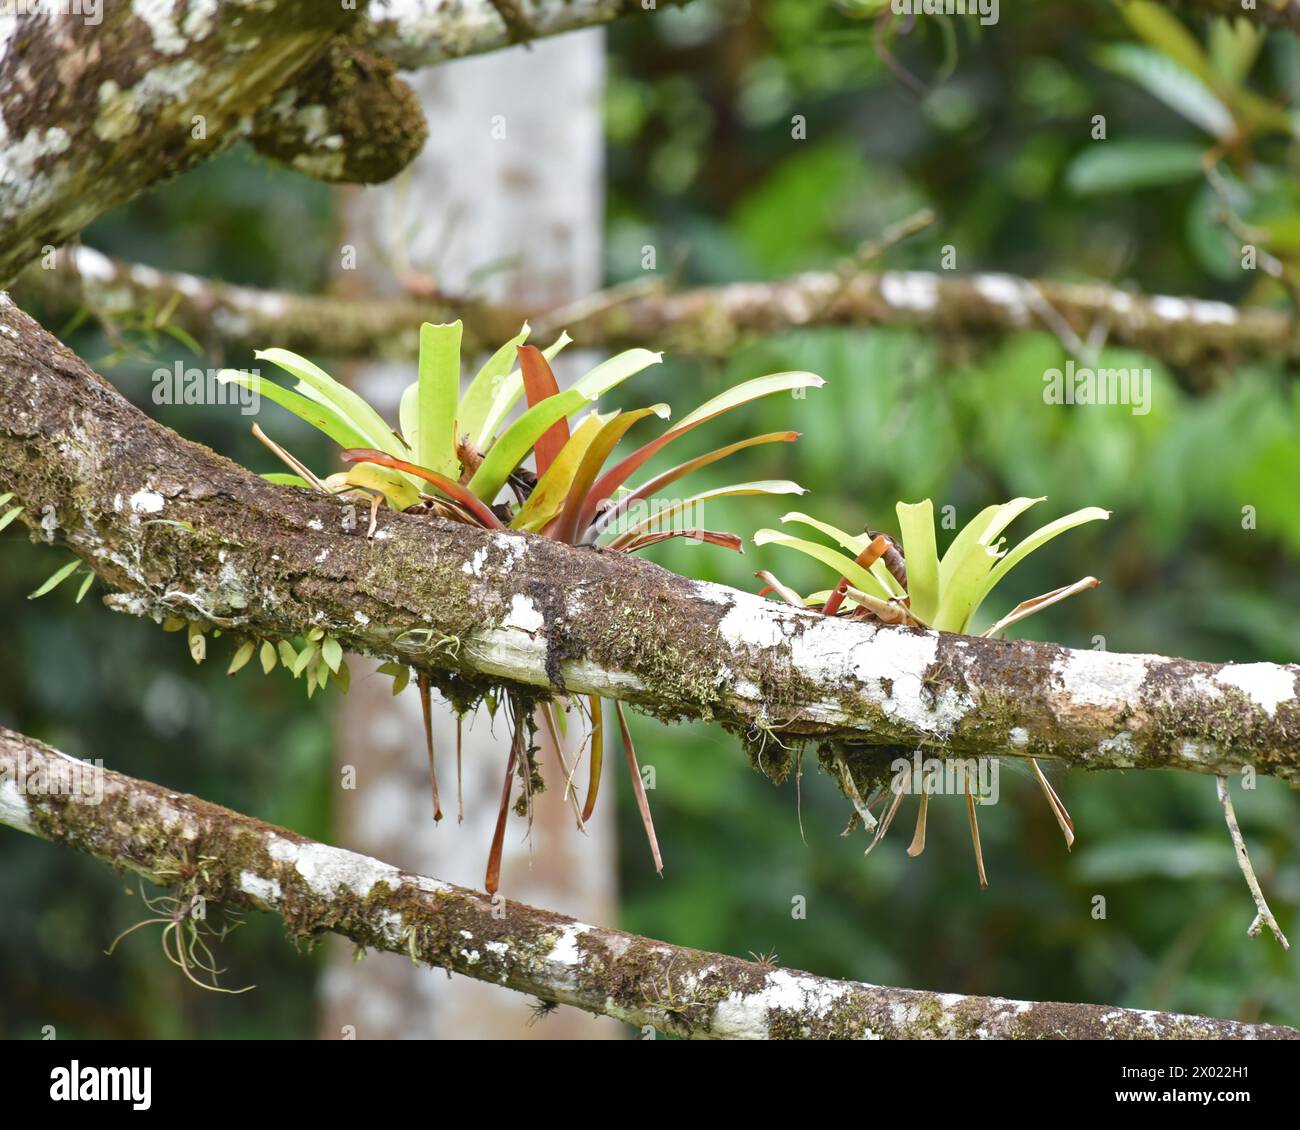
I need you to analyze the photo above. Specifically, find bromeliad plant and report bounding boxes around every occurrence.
[218,321,821,893]
[754,496,1109,887]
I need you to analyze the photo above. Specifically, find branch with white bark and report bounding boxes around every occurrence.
[0,0,689,284]
[2,727,1290,1040]
[0,0,360,286]
[362,0,688,69]
[18,247,1297,370]
[2,295,1299,789]
[1173,0,1300,30]
[249,0,692,183]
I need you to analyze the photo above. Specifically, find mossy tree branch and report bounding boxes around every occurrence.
[17,246,1298,371]
[1172,0,1300,30]
[2,295,1299,786]
[0,0,692,283]
[0,0,358,287]
[247,1,696,183]
[2,727,1292,1040]
[245,43,428,185]
[361,0,694,70]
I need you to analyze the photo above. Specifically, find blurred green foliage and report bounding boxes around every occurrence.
[3,1,1298,1036]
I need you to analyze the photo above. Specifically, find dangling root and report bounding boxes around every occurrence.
[582,695,604,824]
[907,789,929,858]
[616,700,662,876]
[965,783,989,891]
[1029,757,1074,850]
[455,713,464,824]
[484,700,523,895]
[540,699,586,831]
[417,674,442,823]
[833,751,878,833]
[863,785,905,858]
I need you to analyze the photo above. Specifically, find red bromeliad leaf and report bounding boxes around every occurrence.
[598,431,799,537]
[576,373,819,535]
[518,345,568,479]
[550,405,668,545]
[821,534,894,618]
[340,448,504,529]
[620,529,744,554]
[575,420,702,536]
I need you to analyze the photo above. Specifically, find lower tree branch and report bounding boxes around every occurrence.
[18,248,1298,370]
[2,727,1290,1040]
[2,295,1299,788]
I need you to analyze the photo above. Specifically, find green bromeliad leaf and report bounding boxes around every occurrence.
[254,348,409,458]
[968,507,1111,621]
[469,330,574,450]
[260,472,314,489]
[468,348,663,504]
[609,481,807,548]
[217,369,371,452]
[511,411,609,533]
[468,386,597,503]
[457,323,534,451]
[415,321,463,478]
[753,530,896,601]
[778,512,905,599]
[758,497,1108,636]
[934,497,1045,632]
[895,500,938,625]
[673,371,824,431]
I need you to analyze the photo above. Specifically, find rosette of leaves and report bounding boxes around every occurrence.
[219,321,821,893]
[754,497,1108,888]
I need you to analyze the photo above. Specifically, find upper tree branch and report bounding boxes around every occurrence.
[1173,0,1300,29]
[248,0,693,183]
[0,0,358,286]
[17,247,1297,370]
[0,1,691,281]
[2,727,1290,1040]
[362,0,691,69]
[2,297,1298,785]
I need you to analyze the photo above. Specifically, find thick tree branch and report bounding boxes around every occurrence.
[249,0,692,182]
[2,296,1298,787]
[0,0,359,287]
[1174,0,1300,30]
[2,727,1291,1040]
[0,1,691,280]
[246,43,428,185]
[362,0,690,70]
[18,247,1297,370]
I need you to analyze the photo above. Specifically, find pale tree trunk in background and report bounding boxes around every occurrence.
[318,31,621,1040]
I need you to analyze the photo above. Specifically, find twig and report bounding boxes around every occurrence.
[1215,775,1290,950]
[4,725,1291,1039]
